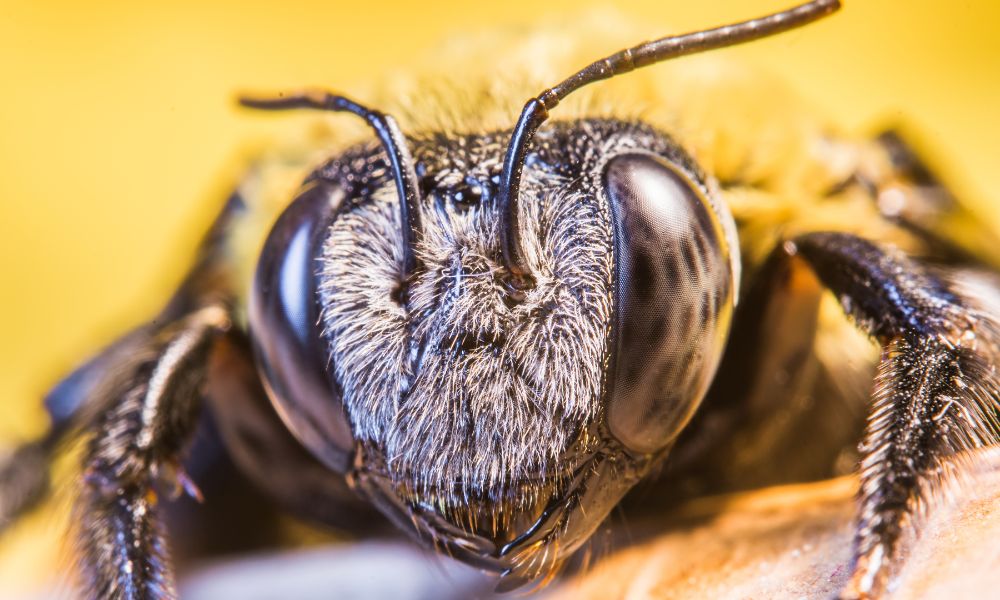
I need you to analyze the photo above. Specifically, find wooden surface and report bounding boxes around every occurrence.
[545,452,1000,600]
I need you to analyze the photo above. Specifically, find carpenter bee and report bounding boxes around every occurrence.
[2,1,999,598]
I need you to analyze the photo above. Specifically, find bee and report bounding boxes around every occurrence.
[1,1,998,598]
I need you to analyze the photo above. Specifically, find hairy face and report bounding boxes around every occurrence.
[319,125,615,504]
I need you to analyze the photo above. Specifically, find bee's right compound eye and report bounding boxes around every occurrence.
[249,182,355,473]
[603,153,736,455]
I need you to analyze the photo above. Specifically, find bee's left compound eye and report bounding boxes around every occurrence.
[249,182,355,473]
[603,153,736,455]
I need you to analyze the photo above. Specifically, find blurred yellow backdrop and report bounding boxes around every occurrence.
[0,0,998,594]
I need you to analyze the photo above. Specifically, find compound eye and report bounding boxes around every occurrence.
[249,181,355,473]
[603,153,734,455]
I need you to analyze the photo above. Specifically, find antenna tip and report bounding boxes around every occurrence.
[820,0,842,13]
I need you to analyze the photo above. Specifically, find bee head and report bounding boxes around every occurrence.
[249,119,737,583]
[244,0,838,587]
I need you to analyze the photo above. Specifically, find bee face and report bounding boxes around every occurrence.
[250,118,737,578]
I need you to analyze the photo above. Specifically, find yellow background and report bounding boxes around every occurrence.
[0,0,997,594]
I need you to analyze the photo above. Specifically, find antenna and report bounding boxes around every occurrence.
[240,91,424,281]
[496,0,841,278]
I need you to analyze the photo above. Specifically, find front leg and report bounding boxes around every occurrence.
[77,304,230,599]
[787,232,1000,598]
[58,195,243,599]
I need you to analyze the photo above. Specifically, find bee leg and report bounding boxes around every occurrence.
[73,192,250,600]
[858,129,1000,267]
[785,232,1000,599]
[0,436,56,531]
[77,303,233,600]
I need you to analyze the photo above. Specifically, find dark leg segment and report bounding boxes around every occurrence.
[788,232,1000,598]
[0,438,55,531]
[77,305,230,599]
